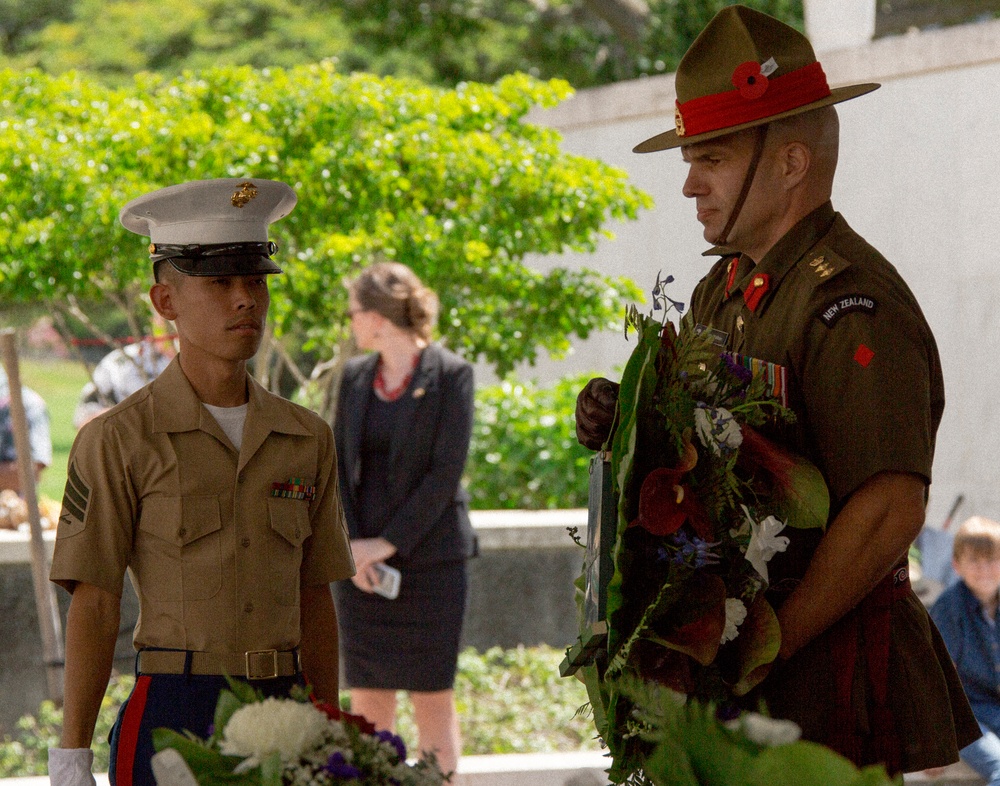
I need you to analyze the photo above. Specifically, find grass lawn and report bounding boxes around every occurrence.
[18,357,90,502]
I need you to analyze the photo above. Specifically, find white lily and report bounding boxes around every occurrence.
[744,514,789,584]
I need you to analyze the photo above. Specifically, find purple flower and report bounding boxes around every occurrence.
[669,530,721,569]
[376,729,407,761]
[324,751,362,780]
[722,352,753,384]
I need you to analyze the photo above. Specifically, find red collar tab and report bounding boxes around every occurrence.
[743,273,770,311]
[675,61,830,139]
[724,256,740,297]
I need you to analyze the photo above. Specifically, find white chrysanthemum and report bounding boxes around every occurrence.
[744,514,789,584]
[720,598,748,644]
[694,405,743,455]
[729,712,802,747]
[220,698,328,765]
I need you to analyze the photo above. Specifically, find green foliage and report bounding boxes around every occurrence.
[446,645,597,754]
[466,374,596,509]
[0,672,131,777]
[0,0,804,91]
[0,65,646,388]
[0,646,598,777]
[620,679,900,786]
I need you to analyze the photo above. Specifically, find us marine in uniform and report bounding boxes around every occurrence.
[48,178,355,786]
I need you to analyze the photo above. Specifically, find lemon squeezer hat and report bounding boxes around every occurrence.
[120,177,297,276]
[633,4,880,153]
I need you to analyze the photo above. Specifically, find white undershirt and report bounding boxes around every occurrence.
[203,403,248,451]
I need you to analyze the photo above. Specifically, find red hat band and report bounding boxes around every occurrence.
[675,60,831,139]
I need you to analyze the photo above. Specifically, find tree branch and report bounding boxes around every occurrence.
[581,0,650,44]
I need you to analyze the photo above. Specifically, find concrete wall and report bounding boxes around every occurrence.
[0,510,587,733]
[512,16,1000,532]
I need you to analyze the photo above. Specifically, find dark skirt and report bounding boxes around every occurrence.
[333,560,467,692]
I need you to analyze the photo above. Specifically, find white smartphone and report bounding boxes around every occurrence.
[371,563,401,600]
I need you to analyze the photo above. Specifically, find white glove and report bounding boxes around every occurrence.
[48,747,96,786]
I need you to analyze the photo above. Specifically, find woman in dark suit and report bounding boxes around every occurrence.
[332,261,475,776]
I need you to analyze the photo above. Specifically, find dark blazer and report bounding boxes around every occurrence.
[333,342,476,567]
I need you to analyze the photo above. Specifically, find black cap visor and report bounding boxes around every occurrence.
[166,255,283,276]
[150,241,283,276]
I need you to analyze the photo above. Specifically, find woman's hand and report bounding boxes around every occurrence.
[349,537,398,592]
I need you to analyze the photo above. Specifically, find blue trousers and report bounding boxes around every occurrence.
[108,670,302,786]
[961,722,1000,786]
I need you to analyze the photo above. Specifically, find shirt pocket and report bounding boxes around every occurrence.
[267,497,312,606]
[135,495,223,602]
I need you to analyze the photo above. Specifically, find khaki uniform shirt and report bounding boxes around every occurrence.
[50,358,354,654]
[688,202,978,769]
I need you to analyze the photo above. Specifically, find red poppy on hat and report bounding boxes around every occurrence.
[732,61,769,100]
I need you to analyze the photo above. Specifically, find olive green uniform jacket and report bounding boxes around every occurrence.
[688,201,978,771]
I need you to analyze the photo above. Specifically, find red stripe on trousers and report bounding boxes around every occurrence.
[114,675,152,786]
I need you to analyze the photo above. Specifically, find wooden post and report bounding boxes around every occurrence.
[0,329,65,704]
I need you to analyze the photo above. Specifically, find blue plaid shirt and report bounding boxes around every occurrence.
[931,578,1000,732]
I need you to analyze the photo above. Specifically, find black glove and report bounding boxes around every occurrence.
[575,377,619,450]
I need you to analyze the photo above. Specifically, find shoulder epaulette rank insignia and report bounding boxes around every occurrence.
[58,460,91,532]
[803,249,850,287]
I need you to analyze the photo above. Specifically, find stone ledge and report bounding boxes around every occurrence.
[470,508,586,550]
[0,509,589,564]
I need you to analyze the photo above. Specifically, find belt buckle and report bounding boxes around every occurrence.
[245,649,279,680]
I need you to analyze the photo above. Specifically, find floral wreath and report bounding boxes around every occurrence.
[151,678,447,786]
[568,276,896,784]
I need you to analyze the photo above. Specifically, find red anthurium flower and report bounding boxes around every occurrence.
[732,61,769,100]
[633,641,695,695]
[737,425,829,531]
[660,604,726,666]
[631,439,715,541]
[633,466,690,536]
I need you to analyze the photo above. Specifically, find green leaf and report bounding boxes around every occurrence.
[746,741,894,786]
[258,752,283,786]
[730,596,781,696]
[151,729,243,783]
[644,739,700,786]
[212,689,252,743]
[739,427,829,531]
[607,318,662,650]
